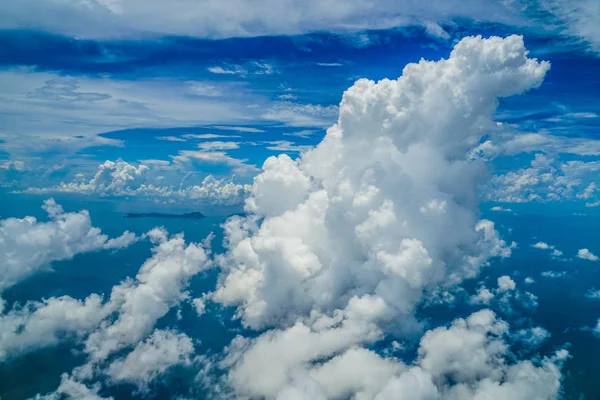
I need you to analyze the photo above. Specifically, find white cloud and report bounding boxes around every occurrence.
[192,296,208,316]
[533,241,551,249]
[24,159,253,206]
[156,136,187,142]
[277,93,298,100]
[0,294,110,362]
[106,329,194,390]
[265,140,313,153]
[224,310,566,399]
[0,70,261,161]
[0,1,530,40]
[490,205,512,212]
[211,35,561,398]
[0,198,136,292]
[476,132,600,158]
[316,62,344,67]
[524,277,535,284]
[23,228,214,399]
[84,228,211,361]
[34,374,111,400]
[7,33,578,400]
[211,126,265,133]
[217,34,543,329]
[261,102,339,127]
[197,141,241,151]
[498,275,517,292]
[541,271,567,278]
[208,62,275,77]
[185,81,224,97]
[585,288,600,299]
[1,228,210,369]
[512,327,551,347]
[183,133,243,140]
[578,248,599,261]
[471,275,526,308]
[470,287,495,304]
[282,129,321,138]
[0,160,27,171]
[539,0,600,54]
[531,241,563,257]
[486,153,600,204]
[172,150,259,175]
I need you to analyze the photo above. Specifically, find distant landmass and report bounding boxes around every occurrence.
[124,212,205,219]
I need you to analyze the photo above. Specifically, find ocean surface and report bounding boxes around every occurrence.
[1,192,599,399]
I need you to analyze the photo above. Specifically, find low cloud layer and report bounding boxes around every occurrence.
[24,159,252,206]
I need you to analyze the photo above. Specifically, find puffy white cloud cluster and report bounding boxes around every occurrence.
[25,159,252,206]
[0,294,109,361]
[2,227,211,395]
[106,329,194,390]
[216,34,544,328]
[210,35,564,398]
[512,326,551,347]
[0,198,136,292]
[470,275,538,313]
[532,241,564,258]
[486,154,600,205]
[223,310,566,399]
[577,248,599,261]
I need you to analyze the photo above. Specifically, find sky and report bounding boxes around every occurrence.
[0,0,600,399]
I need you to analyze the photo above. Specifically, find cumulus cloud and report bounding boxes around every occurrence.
[3,227,211,398]
[106,329,194,390]
[486,154,600,204]
[498,275,517,292]
[224,310,566,399]
[512,326,551,347]
[470,275,537,313]
[0,0,527,40]
[0,199,136,292]
[531,241,564,257]
[24,159,252,206]
[577,248,599,261]
[209,35,561,398]
[84,227,211,361]
[34,374,111,400]
[0,294,110,361]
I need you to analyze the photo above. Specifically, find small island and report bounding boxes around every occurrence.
[124,212,205,220]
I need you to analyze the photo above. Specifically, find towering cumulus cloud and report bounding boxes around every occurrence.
[214,35,563,398]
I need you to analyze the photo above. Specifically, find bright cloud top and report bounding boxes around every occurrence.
[210,35,562,398]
